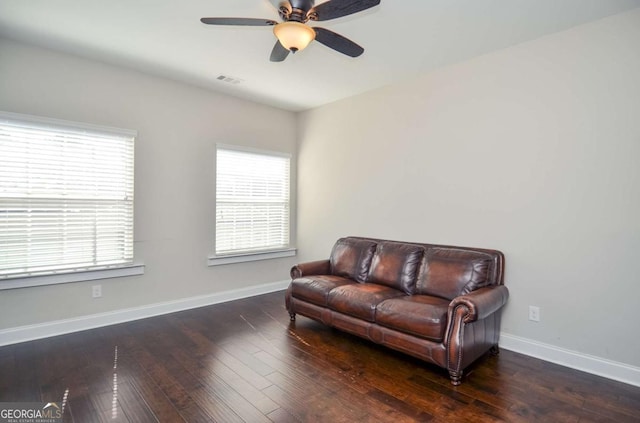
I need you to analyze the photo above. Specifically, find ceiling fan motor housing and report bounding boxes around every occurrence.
[290,0,315,12]
[279,0,317,22]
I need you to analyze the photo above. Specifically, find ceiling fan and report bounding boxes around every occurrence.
[200,0,380,62]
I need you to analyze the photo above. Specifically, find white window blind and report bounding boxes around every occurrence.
[216,146,290,255]
[0,112,135,279]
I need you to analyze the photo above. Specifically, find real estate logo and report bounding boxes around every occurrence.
[0,402,62,423]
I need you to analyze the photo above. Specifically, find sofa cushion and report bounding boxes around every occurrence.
[416,248,493,300]
[290,275,356,307]
[375,296,450,342]
[366,242,424,294]
[330,237,378,283]
[327,284,405,322]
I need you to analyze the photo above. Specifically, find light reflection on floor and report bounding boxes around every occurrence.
[61,387,69,416]
[112,346,118,420]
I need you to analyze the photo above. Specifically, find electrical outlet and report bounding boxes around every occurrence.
[528,305,540,322]
[92,284,102,298]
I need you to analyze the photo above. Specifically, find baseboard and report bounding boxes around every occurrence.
[0,280,290,347]
[500,332,640,387]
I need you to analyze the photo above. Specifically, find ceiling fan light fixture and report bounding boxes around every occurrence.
[273,21,316,53]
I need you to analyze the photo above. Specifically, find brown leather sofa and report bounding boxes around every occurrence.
[285,236,508,385]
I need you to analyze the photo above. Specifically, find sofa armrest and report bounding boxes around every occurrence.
[448,285,509,323]
[445,285,509,383]
[290,259,331,279]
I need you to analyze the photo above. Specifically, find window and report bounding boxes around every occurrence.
[213,145,293,262]
[0,111,137,281]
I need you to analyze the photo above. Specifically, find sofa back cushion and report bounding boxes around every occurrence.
[330,237,377,283]
[366,242,424,294]
[416,248,494,300]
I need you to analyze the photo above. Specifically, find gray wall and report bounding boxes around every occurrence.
[297,10,640,367]
[0,38,298,328]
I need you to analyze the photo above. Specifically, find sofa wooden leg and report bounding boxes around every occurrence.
[490,345,500,356]
[449,370,463,386]
[289,312,296,321]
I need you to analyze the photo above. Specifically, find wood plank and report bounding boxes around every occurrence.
[65,392,99,423]
[1,291,639,422]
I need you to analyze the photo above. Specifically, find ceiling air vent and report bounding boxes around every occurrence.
[216,75,244,85]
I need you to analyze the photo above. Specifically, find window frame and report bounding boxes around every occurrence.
[0,111,143,289]
[209,144,295,266]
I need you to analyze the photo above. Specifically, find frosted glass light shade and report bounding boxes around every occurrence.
[273,22,316,52]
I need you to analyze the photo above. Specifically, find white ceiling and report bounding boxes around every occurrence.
[1,0,639,111]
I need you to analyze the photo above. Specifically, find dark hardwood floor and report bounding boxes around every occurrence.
[1,291,639,422]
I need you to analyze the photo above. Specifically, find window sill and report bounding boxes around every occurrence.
[208,248,296,266]
[0,264,145,290]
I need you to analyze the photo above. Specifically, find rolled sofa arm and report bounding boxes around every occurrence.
[290,259,331,279]
[448,285,509,323]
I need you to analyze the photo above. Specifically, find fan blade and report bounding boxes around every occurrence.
[270,40,290,62]
[200,17,278,26]
[311,0,380,21]
[313,27,364,57]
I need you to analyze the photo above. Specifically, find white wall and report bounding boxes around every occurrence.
[297,9,640,368]
[0,38,297,329]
